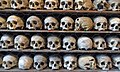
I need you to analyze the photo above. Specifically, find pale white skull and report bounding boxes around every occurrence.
[7,15,24,30]
[108,0,120,11]
[112,55,120,70]
[93,36,107,50]
[30,35,45,50]
[74,0,93,10]
[94,16,108,31]
[0,0,11,9]
[29,0,44,10]
[18,55,33,70]
[107,36,120,50]
[47,36,61,50]
[77,37,93,50]
[109,17,120,31]
[14,35,29,50]
[63,55,77,70]
[75,17,94,31]
[96,55,112,70]
[26,16,43,30]
[11,0,28,9]
[0,34,13,49]
[2,55,17,70]
[49,55,62,70]
[34,55,47,70]
[44,17,59,30]
[60,16,74,31]
[63,36,76,50]
[59,0,73,10]
[93,0,110,11]
[0,17,7,29]
[78,55,96,70]
[44,0,59,10]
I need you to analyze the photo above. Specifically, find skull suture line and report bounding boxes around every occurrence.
[0,0,11,9]
[0,17,7,29]
[108,0,120,11]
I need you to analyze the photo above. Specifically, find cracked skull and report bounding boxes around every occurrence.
[109,17,120,31]
[77,37,93,50]
[0,0,11,9]
[47,36,61,50]
[0,34,13,49]
[26,16,43,30]
[0,17,7,29]
[63,36,76,50]
[44,16,59,30]
[112,55,120,70]
[7,15,24,30]
[14,35,29,50]
[108,0,120,11]
[34,55,47,70]
[30,35,45,50]
[29,0,44,10]
[2,55,17,70]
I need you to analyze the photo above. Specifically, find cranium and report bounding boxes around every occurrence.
[30,35,45,50]
[94,16,108,31]
[112,55,120,70]
[0,34,13,49]
[7,15,24,30]
[108,0,120,11]
[0,17,7,29]
[34,55,47,70]
[26,16,43,30]
[29,0,44,10]
[63,54,77,70]
[0,0,11,9]
[96,55,112,70]
[47,36,61,50]
[75,17,94,31]
[109,17,120,31]
[44,16,59,30]
[59,0,73,10]
[60,16,74,31]
[77,37,93,50]
[63,36,76,50]
[14,35,29,50]
[44,0,59,10]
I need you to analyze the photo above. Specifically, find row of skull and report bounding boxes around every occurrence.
[0,0,120,11]
[0,15,120,31]
[0,34,120,51]
[1,54,120,71]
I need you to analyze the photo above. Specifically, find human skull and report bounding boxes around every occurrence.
[77,37,93,50]
[59,0,73,10]
[7,15,24,30]
[44,0,59,10]
[63,36,76,50]
[29,0,44,10]
[74,0,93,10]
[75,17,94,31]
[11,0,28,9]
[60,16,74,31]
[30,35,45,50]
[112,55,120,70]
[63,54,77,70]
[0,34,13,49]
[108,0,120,11]
[14,35,29,50]
[109,17,120,31]
[2,55,17,70]
[93,36,107,50]
[26,16,43,30]
[0,0,11,9]
[96,55,112,70]
[18,55,33,70]
[78,55,96,70]
[94,16,108,31]
[107,36,120,50]
[44,17,59,30]
[0,17,7,29]
[47,36,61,50]
[49,55,62,70]
[93,0,110,11]
[34,55,47,70]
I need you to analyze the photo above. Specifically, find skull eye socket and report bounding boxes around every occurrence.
[3,61,6,64]
[46,2,49,5]
[66,61,69,64]
[38,41,42,44]
[111,3,115,7]
[102,41,105,44]
[61,1,65,5]
[103,22,107,26]
[117,61,120,65]
[108,62,111,64]
[72,61,75,64]
[111,24,115,27]
[51,61,54,64]
[46,23,49,26]
[111,41,115,45]
[35,2,39,6]
[62,22,65,25]
[32,41,35,44]
[40,62,44,65]
[0,22,2,25]
[55,41,59,45]
[33,20,37,25]
[51,22,56,26]
[56,61,60,64]
[29,2,32,5]
[70,42,74,46]
[79,1,83,5]
[18,0,22,4]
[68,23,71,27]
[68,2,71,5]
[15,43,18,46]
[21,43,24,46]
[65,42,68,46]
[96,41,99,45]
[2,1,7,5]
[13,21,17,25]
[7,21,11,24]
[97,23,101,26]
[6,41,10,44]
[0,41,3,43]
[8,61,12,65]
[35,62,38,65]
[118,3,120,6]
[52,2,55,6]
[101,62,105,65]
[49,41,52,45]
[27,21,30,25]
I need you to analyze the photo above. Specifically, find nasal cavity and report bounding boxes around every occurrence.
[68,45,71,49]
[0,2,1,6]
[49,25,52,28]
[14,2,17,6]
[54,64,57,67]
[69,64,72,68]
[10,23,13,27]
[65,4,68,8]
[98,4,103,9]
[35,43,38,47]
[100,44,102,47]
[49,4,51,7]
[115,26,118,29]
[52,44,55,48]
[3,43,5,46]
[32,3,34,7]
[38,64,40,68]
